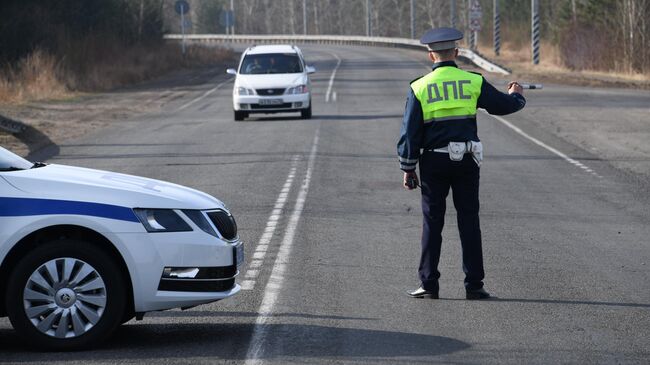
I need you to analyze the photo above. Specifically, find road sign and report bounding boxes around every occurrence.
[469,0,482,31]
[175,0,189,15]
[469,18,481,31]
[219,10,234,27]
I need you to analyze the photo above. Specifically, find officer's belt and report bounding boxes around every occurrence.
[428,141,483,167]
[429,142,472,154]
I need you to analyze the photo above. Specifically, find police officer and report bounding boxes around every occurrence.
[397,28,526,300]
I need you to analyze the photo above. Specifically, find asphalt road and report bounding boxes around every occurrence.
[1,45,649,364]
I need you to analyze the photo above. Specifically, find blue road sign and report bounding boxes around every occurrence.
[219,10,234,27]
[175,0,189,15]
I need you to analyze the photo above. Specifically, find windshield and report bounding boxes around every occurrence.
[0,146,33,170]
[240,53,303,74]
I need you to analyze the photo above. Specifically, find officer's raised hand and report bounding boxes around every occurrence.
[507,81,524,95]
[403,171,419,190]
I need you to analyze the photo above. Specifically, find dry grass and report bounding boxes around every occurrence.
[476,41,650,87]
[0,49,68,103]
[0,39,235,105]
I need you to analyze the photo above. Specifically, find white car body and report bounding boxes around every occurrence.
[0,147,242,348]
[228,45,315,120]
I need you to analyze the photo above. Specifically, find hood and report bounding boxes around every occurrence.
[236,73,308,89]
[3,164,225,210]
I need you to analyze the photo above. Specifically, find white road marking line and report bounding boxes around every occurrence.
[325,53,341,103]
[249,260,263,269]
[245,270,260,278]
[245,126,321,364]
[175,77,233,112]
[485,111,603,179]
[241,156,301,290]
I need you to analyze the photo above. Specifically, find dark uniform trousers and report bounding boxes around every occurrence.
[418,151,484,292]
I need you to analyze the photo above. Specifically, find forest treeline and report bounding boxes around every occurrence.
[188,0,649,74]
[0,0,648,90]
[0,0,230,102]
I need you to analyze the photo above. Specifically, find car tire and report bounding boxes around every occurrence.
[301,103,312,119]
[5,239,126,351]
[234,110,247,121]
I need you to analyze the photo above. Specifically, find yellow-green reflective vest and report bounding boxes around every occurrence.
[410,67,483,124]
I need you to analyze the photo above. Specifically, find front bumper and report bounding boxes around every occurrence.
[233,93,310,113]
[115,230,243,312]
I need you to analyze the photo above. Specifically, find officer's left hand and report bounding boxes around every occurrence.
[507,81,524,95]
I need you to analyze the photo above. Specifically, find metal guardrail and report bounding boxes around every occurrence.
[163,34,511,76]
[0,115,26,134]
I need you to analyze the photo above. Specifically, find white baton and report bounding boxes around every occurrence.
[520,83,543,90]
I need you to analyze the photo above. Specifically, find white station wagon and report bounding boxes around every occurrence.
[0,146,243,350]
[227,44,316,121]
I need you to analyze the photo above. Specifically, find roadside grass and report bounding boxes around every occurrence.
[0,39,235,105]
[476,41,650,87]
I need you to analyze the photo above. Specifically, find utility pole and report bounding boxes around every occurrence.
[230,0,235,35]
[303,0,307,35]
[493,0,500,56]
[450,0,457,28]
[410,0,415,39]
[531,0,540,64]
[180,3,186,54]
[366,0,372,37]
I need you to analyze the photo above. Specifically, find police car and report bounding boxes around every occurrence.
[227,44,315,121]
[0,146,243,350]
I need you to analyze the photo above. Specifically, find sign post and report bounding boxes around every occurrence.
[175,0,190,55]
[450,0,456,29]
[531,0,540,64]
[493,0,500,56]
[220,9,234,35]
[468,1,482,50]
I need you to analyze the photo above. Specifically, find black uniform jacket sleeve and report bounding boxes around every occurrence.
[396,89,423,171]
[477,77,526,115]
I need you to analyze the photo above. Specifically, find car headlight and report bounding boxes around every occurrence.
[133,209,192,233]
[182,210,218,237]
[237,87,255,95]
[285,85,309,94]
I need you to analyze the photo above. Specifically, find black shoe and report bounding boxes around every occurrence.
[466,287,491,300]
[407,287,439,299]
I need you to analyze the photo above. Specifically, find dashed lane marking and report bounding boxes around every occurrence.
[240,155,300,291]
[245,125,320,363]
[485,112,603,179]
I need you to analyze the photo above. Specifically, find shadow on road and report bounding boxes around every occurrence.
[441,297,650,309]
[0,323,469,361]
[146,310,377,321]
[241,113,401,122]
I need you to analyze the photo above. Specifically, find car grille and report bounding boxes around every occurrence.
[256,88,286,96]
[250,103,293,110]
[207,210,237,240]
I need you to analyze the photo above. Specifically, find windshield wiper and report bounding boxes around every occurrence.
[31,162,47,168]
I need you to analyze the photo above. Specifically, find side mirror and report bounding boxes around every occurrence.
[305,65,316,74]
[226,68,237,75]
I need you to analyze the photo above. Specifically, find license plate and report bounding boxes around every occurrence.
[259,98,283,105]
[234,243,244,267]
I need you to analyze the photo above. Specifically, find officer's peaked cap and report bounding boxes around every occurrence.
[420,27,463,51]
